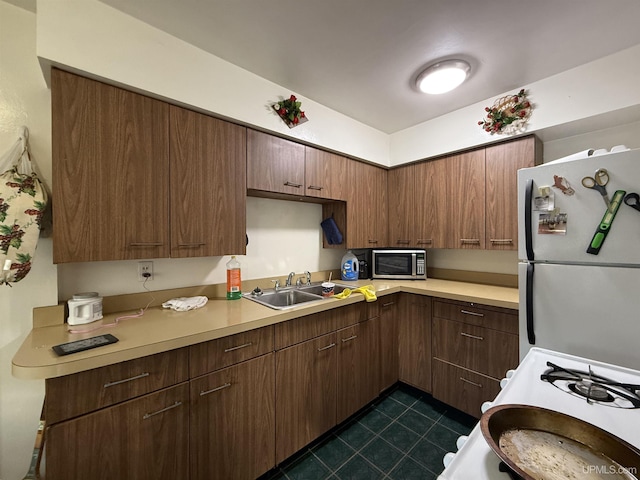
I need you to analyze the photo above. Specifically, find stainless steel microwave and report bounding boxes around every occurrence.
[371,249,427,280]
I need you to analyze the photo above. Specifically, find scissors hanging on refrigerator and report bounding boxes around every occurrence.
[582,168,612,211]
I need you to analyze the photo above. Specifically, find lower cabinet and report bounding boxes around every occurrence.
[275,332,337,464]
[379,295,399,391]
[190,353,275,480]
[46,383,190,480]
[398,293,432,392]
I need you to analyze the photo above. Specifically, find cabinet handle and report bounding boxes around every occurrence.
[142,401,183,420]
[284,181,302,188]
[200,382,232,396]
[341,335,358,343]
[129,242,164,247]
[368,239,378,244]
[177,242,206,247]
[307,185,323,191]
[396,240,410,245]
[417,239,433,244]
[317,342,336,352]
[460,332,484,341]
[224,342,253,352]
[490,239,513,244]
[461,309,484,317]
[460,239,481,244]
[382,302,395,307]
[104,372,150,388]
[459,377,482,388]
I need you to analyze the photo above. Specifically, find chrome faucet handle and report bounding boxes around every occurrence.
[304,271,312,286]
[286,272,295,287]
[271,279,281,291]
[296,277,303,287]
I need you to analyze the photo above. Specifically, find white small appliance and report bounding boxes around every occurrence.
[67,292,103,325]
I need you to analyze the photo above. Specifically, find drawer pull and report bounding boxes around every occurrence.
[129,242,164,247]
[460,309,484,317]
[307,185,323,191]
[490,239,513,244]
[460,239,480,244]
[317,343,336,352]
[284,181,302,188]
[382,302,395,307]
[417,239,433,244]
[143,401,183,420]
[104,372,150,388]
[224,342,253,353]
[177,242,206,247]
[200,382,232,396]
[341,335,358,343]
[368,239,379,244]
[460,377,482,388]
[460,332,484,341]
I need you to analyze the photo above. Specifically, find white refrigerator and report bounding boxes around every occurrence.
[517,146,640,370]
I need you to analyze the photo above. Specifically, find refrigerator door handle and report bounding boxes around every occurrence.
[525,178,534,262]
[526,262,535,344]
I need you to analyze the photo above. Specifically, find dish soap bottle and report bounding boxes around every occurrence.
[226,256,242,300]
[341,250,359,281]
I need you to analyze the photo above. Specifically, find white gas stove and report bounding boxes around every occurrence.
[438,347,640,480]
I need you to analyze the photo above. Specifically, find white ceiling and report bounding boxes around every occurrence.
[13,0,640,134]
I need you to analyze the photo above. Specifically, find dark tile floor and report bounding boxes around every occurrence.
[259,383,478,480]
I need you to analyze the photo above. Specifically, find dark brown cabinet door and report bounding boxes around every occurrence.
[485,136,541,250]
[190,354,275,480]
[347,161,388,248]
[398,294,432,392]
[275,333,337,464]
[387,165,415,247]
[247,129,305,195]
[52,68,170,262]
[46,384,189,480]
[446,149,486,249]
[415,158,449,249]
[169,106,246,257]
[379,294,399,392]
[305,146,348,200]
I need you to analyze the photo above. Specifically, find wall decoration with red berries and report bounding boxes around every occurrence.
[273,94,308,128]
[478,89,532,135]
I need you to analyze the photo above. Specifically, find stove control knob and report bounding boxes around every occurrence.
[456,435,468,450]
[443,452,456,468]
[481,401,493,413]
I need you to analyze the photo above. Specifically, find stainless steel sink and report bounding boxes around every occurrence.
[242,282,352,310]
[297,282,350,297]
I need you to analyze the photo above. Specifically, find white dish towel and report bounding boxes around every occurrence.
[162,296,208,312]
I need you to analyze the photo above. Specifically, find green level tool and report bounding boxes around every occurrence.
[587,190,626,255]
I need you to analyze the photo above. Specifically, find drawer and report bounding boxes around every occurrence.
[432,317,518,379]
[432,359,501,418]
[190,325,274,377]
[275,304,359,349]
[433,299,518,334]
[45,348,189,424]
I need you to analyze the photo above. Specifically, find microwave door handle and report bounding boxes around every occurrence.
[411,253,416,276]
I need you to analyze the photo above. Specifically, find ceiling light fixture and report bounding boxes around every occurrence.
[416,59,471,94]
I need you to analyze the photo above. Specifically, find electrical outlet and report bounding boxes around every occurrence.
[138,261,153,282]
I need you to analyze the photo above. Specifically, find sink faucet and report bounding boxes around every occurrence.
[271,279,281,291]
[286,272,295,287]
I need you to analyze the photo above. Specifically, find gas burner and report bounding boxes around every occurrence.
[541,361,640,409]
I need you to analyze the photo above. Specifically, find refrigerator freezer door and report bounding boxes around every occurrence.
[518,262,640,370]
[517,148,640,264]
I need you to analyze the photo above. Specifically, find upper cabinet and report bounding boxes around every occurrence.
[169,106,246,258]
[52,69,246,263]
[246,129,305,195]
[304,146,348,200]
[346,161,388,248]
[485,136,542,250]
[52,69,170,263]
[387,136,541,251]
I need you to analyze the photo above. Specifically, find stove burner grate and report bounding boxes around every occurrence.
[541,361,640,408]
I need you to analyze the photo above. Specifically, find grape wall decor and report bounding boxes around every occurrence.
[273,94,308,128]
